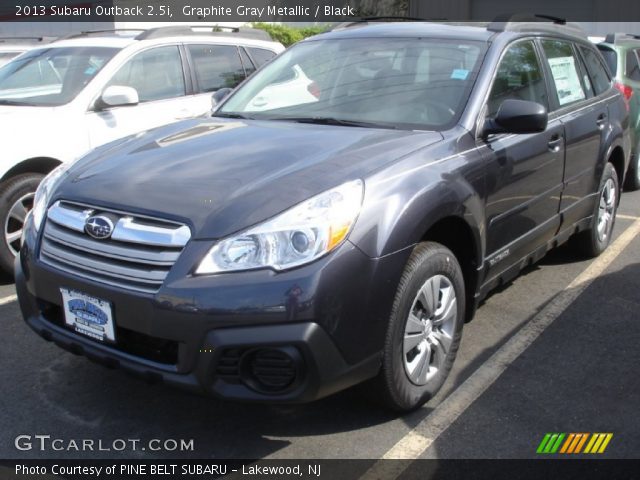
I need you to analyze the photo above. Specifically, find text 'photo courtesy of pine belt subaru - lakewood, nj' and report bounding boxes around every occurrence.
[16,17,630,412]
[0,25,283,275]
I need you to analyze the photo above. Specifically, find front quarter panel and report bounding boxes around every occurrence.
[350,129,485,263]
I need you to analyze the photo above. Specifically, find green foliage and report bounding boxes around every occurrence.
[251,23,330,47]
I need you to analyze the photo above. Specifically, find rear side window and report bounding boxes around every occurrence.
[247,48,277,67]
[579,46,612,95]
[487,40,548,116]
[541,40,586,107]
[187,45,246,93]
[597,45,618,76]
[239,48,256,76]
[625,49,640,81]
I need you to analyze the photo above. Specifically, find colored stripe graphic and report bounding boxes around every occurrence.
[537,433,613,454]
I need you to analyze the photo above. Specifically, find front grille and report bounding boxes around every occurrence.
[39,201,191,294]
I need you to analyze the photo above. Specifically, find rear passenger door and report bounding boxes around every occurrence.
[481,39,565,275]
[539,39,608,226]
[184,44,255,111]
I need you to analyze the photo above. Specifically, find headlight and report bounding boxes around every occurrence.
[32,163,70,231]
[196,179,364,274]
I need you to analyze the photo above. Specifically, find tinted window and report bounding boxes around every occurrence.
[541,40,586,107]
[597,45,618,76]
[247,47,277,67]
[188,45,245,93]
[108,46,185,102]
[239,47,256,76]
[487,41,547,116]
[625,49,640,81]
[579,46,612,94]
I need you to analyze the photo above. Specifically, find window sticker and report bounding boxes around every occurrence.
[547,56,585,105]
[451,69,469,80]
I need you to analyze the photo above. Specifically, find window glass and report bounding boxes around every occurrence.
[188,45,245,93]
[541,40,586,107]
[239,47,256,76]
[625,50,640,81]
[108,46,185,102]
[220,38,485,131]
[597,45,618,76]
[0,46,118,106]
[487,41,547,116]
[247,48,277,68]
[579,46,612,94]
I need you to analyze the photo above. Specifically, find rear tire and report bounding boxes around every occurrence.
[370,242,465,412]
[0,173,44,275]
[572,162,619,258]
[625,149,640,191]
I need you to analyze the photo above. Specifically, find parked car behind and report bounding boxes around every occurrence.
[596,33,640,190]
[17,18,629,411]
[0,26,283,274]
[0,37,54,67]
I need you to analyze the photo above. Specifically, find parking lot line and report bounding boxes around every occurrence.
[361,218,640,477]
[617,214,640,220]
[0,294,17,306]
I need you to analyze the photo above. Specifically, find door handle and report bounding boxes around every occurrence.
[548,134,563,152]
[596,113,608,129]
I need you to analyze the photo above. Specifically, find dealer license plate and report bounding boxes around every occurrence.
[60,288,116,343]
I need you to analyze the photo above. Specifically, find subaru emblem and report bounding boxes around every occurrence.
[85,215,114,240]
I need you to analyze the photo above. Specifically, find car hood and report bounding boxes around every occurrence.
[57,118,443,239]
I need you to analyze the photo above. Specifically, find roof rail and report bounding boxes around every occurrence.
[487,13,586,39]
[135,25,272,42]
[0,36,56,44]
[61,29,145,40]
[488,13,564,32]
[332,16,429,30]
[604,32,640,44]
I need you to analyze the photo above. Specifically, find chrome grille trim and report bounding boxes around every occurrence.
[40,201,191,293]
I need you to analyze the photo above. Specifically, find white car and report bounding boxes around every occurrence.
[0,26,283,273]
[0,37,55,67]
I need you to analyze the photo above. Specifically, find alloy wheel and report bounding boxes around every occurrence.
[596,178,616,243]
[4,192,34,257]
[403,274,457,386]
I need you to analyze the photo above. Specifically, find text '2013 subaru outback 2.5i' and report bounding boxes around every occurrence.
[17,18,629,412]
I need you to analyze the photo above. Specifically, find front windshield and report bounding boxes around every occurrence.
[0,46,119,106]
[219,37,485,130]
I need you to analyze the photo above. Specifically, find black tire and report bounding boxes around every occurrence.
[370,241,465,412]
[0,173,44,275]
[625,149,640,191]
[572,162,619,258]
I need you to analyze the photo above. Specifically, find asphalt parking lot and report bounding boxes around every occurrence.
[1,190,639,462]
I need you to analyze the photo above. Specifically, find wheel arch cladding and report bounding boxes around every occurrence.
[608,145,626,189]
[1,157,62,182]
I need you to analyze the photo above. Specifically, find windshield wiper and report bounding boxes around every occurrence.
[213,112,254,120]
[0,99,33,106]
[272,116,399,129]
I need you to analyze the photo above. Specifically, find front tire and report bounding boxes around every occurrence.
[572,162,619,258]
[0,173,44,275]
[372,242,465,412]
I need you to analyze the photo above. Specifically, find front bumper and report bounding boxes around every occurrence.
[16,220,410,403]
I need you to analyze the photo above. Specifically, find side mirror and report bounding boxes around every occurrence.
[96,85,139,110]
[483,99,548,137]
[211,88,233,108]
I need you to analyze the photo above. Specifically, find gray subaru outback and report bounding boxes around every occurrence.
[17,18,629,411]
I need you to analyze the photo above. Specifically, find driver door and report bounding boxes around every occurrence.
[85,45,190,149]
[479,39,565,276]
